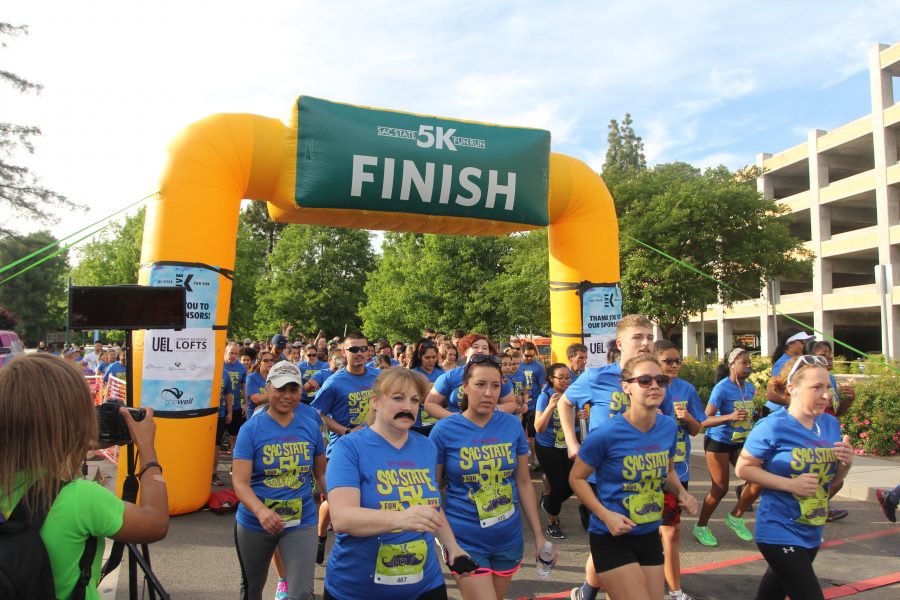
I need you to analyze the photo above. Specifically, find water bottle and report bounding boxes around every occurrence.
[536,541,554,578]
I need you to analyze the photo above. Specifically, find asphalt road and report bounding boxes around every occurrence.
[106,451,899,600]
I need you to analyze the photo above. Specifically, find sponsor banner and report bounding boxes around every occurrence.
[141,328,217,411]
[295,96,550,227]
[145,264,219,328]
[582,285,622,368]
[141,378,214,412]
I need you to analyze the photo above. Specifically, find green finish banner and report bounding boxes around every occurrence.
[295,96,550,227]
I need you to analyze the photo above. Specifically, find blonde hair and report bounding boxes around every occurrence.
[0,353,98,514]
[616,314,653,337]
[367,368,431,425]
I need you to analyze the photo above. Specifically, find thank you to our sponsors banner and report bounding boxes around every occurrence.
[582,285,622,369]
[141,265,220,412]
[294,96,551,227]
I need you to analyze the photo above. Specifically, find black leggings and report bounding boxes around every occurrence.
[756,543,822,600]
[534,443,573,516]
[323,584,446,600]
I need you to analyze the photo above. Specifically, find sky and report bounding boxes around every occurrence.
[3,1,900,256]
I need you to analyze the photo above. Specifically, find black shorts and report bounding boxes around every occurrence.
[704,436,743,457]
[216,416,227,444]
[589,530,664,572]
[227,407,245,436]
[522,409,536,438]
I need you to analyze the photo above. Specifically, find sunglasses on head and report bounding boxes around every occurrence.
[346,346,368,354]
[464,354,502,374]
[785,354,828,384]
[624,374,670,388]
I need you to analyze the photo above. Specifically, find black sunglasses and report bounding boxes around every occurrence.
[624,374,670,388]
[346,346,367,354]
[662,358,682,367]
[464,354,502,374]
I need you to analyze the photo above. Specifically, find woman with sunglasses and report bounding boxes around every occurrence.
[232,361,327,600]
[430,354,553,600]
[297,345,327,404]
[533,363,576,539]
[424,334,516,420]
[246,351,276,418]
[409,339,445,436]
[736,354,853,600]
[325,368,469,600]
[692,348,760,548]
[571,355,697,600]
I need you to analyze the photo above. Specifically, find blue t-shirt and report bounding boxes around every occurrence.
[430,412,529,556]
[325,428,444,598]
[103,361,126,383]
[223,361,248,411]
[743,410,842,548]
[706,377,757,445]
[563,363,629,431]
[535,385,574,449]
[218,370,235,417]
[297,359,326,401]
[312,367,380,449]
[518,360,546,409]
[246,371,266,418]
[366,357,399,368]
[578,414,678,536]
[412,366,444,430]
[432,365,513,413]
[765,353,793,412]
[506,371,528,407]
[666,378,705,482]
[311,367,335,389]
[233,404,325,532]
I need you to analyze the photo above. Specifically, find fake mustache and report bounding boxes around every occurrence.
[394,411,416,421]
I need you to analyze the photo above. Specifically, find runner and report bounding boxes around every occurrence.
[297,345,326,404]
[246,351,275,418]
[424,334,517,420]
[430,354,555,600]
[518,342,547,467]
[213,368,235,485]
[534,363,576,539]
[566,343,588,381]
[410,339,444,436]
[224,342,249,438]
[735,355,853,600]
[654,341,705,600]
[311,332,380,565]
[324,368,470,600]
[570,354,697,600]
[232,361,326,600]
[303,352,346,399]
[692,348,759,547]
[764,329,814,415]
[501,351,528,417]
[438,342,459,372]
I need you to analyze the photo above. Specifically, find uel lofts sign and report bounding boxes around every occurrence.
[294,96,551,227]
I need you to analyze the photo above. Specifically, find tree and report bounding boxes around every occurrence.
[241,200,286,255]
[70,208,145,286]
[254,225,375,338]
[613,162,812,339]
[603,112,646,177]
[0,231,68,343]
[483,229,550,335]
[229,209,268,339]
[0,305,16,329]
[1,23,82,237]
[361,233,512,341]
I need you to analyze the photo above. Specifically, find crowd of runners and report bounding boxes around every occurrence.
[4,319,887,599]
[193,316,867,600]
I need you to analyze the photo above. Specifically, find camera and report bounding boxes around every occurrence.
[97,400,146,446]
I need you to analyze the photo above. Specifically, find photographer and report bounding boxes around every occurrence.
[0,353,169,600]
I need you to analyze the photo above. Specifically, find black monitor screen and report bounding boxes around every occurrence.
[69,286,187,331]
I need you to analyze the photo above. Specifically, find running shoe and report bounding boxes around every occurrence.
[876,487,899,522]
[735,484,753,512]
[211,473,224,486]
[725,513,754,542]
[546,522,565,539]
[826,508,848,522]
[316,535,327,565]
[274,578,288,600]
[669,592,694,600]
[691,525,718,547]
[570,588,582,600]
[578,503,591,530]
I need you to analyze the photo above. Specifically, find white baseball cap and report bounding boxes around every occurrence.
[786,331,814,345]
[266,361,303,387]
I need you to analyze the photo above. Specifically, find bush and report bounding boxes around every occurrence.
[679,357,718,403]
[841,371,900,456]
[832,357,853,375]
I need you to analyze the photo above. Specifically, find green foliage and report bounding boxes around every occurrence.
[254,224,374,338]
[484,229,550,335]
[610,163,812,339]
[832,357,853,375]
[361,233,512,341]
[241,200,286,255]
[0,231,68,343]
[0,305,17,329]
[678,357,717,403]
[603,113,646,175]
[228,208,268,339]
[70,208,145,287]
[841,372,900,456]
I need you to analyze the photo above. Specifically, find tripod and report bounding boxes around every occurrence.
[100,331,171,600]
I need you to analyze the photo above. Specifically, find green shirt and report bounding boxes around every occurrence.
[1,478,125,600]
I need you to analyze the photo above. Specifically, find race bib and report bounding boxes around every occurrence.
[797,491,829,526]
[374,539,427,585]
[472,483,515,528]
[420,411,438,427]
[625,491,664,524]
[264,498,302,528]
[674,441,687,463]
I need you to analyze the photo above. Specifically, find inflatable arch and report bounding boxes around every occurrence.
[131,97,620,514]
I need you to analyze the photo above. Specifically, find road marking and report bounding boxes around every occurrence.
[823,572,900,599]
